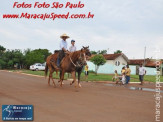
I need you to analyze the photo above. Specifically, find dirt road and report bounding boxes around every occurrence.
[0,71,162,122]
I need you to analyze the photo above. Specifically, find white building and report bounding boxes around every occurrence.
[103,53,129,66]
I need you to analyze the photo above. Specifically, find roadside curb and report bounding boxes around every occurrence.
[0,70,45,78]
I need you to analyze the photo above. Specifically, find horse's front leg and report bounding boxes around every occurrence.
[58,70,62,83]
[78,70,82,88]
[60,70,65,87]
[71,71,78,88]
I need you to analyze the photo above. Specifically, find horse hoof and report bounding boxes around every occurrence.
[70,82,73,85]
[79,84,82,88]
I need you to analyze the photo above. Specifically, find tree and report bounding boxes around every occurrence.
[24,49,51,68]
[0,49,25,69]
[90,51,97,54]
[98,50,107,54]
[0,45,6,58]
[0,45,6,52]
[90,54,106,75]
[114,50,122,54]
[91,50,107,55]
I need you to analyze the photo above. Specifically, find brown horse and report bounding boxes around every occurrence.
[59,49,88,88]
[45,46,91,87]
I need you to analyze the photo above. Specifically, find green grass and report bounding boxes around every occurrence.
[9,70,163,82]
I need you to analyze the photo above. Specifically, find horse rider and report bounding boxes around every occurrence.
[69,40,76,52]
[57,34,70,68]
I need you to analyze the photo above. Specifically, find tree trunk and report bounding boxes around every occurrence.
[95,65,99,75]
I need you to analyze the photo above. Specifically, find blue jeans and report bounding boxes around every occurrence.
[126,76,130,84]
[57,58,60,67]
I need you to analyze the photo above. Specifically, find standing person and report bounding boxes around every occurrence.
[121,72,126,85]
[125,65,131,84]
[138,64,146,85]
[84,63,89,82]
[121,66,126,74]
[69,40,76,52]
[57,34,70,68]
[112,70,119,83]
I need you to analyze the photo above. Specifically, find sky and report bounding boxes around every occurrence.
[0,0,163,59]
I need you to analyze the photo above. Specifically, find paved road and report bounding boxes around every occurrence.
[0,71,162,122]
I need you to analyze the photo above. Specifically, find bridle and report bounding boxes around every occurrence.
[69,51,86,68]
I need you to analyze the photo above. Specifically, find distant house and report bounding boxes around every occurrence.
[129,59,163,75]
[103,53,129,65]
[87,54,162,75]
[129,59,162,68]
[87,53,131,74]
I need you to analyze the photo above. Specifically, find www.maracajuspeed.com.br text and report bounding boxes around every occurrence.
[3,12,94,20]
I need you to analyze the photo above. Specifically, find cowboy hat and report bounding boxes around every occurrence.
[60,34,70,39]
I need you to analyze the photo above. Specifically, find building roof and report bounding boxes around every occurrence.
[88,53,129,62]
[103,53,122,60]
[103,53,129,62]
[129,59,162,67]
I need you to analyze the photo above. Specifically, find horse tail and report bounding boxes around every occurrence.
[45,64,48,78]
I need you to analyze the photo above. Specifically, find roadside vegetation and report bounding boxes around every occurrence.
[10,70,163,82]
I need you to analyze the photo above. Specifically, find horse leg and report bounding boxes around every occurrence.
[48,67,53,86]
[78,70,82,88]
[48,74,50,86]
[70,80,74,85]
[49,67,56,87]
[58,70,62,83]
[60,70,65,87]
[51,71,56,87]
[71,71,77,88]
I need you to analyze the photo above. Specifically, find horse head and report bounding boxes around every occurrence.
[82,46,91,57]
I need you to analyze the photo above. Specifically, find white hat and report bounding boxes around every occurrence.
[60,34,70,39]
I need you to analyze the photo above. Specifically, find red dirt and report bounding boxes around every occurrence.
[0,71,162,122]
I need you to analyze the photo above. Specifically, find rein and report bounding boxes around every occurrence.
[69,55,77,67]
[69,52,86,67]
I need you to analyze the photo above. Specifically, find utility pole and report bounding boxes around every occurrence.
[107,48,109,54]
[144,46,146,66]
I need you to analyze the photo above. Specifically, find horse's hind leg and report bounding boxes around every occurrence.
[49,68,56,87]
[48,75,50,86]
[50,72,56,87]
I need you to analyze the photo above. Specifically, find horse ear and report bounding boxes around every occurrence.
[87,46,89,48]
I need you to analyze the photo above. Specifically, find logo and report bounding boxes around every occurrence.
[2,105,33,121]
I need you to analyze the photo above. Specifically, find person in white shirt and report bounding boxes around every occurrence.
[57,34,70,67]
[138,64,146,85]
[69,40,76,52]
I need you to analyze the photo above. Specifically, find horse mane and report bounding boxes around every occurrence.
[61,50,81,64]
[70,50,81,60]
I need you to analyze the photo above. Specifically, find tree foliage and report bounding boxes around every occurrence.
[91,50,107,55]
[114,50,122,54]
[90,54,106,75]
[0,45,51,69]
